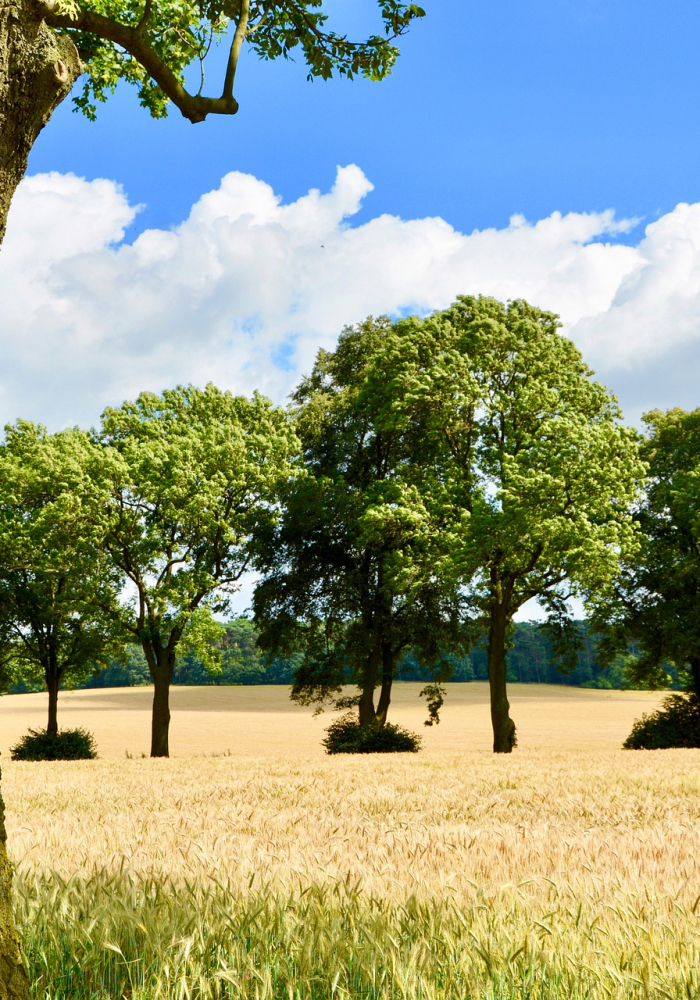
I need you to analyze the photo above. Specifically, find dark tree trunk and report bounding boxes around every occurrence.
[358,646,380,726]
[690,656,700,699]
[0,776,30,1000]
[46,673,59,736]
[374,644,394,726]
[150,668,172,758]
[487,601,517,753]
[0,0,81,244]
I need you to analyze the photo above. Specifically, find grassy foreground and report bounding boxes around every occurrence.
[6,746,700,999]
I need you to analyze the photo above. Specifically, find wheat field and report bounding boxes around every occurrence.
[4,683,700,999]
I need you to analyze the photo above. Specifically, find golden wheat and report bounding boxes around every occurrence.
[3,684,698,997]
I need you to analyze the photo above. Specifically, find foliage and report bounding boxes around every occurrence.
[0,421,125,731]
[254,318,468,728]
[369,296,645,750]
[321,713,421,753]
[9,727,97,761]
[94,383,297,755]
[46,0,425,122]
[591,407,700,697]
[623,694,700,750]
[85,644,152,688]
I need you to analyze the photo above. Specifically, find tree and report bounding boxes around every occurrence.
[95,383,297,757]
[0,421,124,734]
[0,0,425,243]
[254,318,467,728]
[590,408,700,697]
[375,296,644,752]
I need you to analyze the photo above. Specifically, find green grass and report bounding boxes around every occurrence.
[16,869,700,1000]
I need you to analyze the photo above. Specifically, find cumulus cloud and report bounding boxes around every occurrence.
[1,164,699,429]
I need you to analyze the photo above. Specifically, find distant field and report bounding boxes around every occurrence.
[0,681,670,758]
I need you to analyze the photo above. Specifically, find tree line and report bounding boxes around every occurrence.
[1,296,698,758]
[6,617,655,693]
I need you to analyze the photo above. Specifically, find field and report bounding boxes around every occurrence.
[4,683,700,999]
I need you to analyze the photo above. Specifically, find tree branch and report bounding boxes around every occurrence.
[135,0,153,36]
[222,0,250,100]
[42,4,239,123]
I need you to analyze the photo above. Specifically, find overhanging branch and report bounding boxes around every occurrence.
[41,3,239,123]
[222,0,249,100]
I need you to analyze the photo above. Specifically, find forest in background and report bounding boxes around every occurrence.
[8,618,665,695]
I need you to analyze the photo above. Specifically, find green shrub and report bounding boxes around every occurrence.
[322,713,421,754]
[10,727,98,761]
[623,693,700,749]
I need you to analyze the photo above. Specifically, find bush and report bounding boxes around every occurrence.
[322,713,422,754]
[623,694,700,749]
[10,727,98,761]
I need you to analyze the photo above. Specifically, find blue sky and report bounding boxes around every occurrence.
[3,0,700,438]
[28,0,700,239]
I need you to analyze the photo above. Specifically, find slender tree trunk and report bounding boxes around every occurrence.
[487,601,517,753]
[374,644,394,726]
[358,646,380,726]
[46,674,59,736]
[0,778,29,1000]
[150,665,172,758]
[0,0,81,244]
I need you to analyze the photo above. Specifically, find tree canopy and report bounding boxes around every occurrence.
[254,318,467,728]
[95,383,297,756]
[0,421,124,734]
[47,0,427,122]
[591,407,700,696]
[369,296,645,751]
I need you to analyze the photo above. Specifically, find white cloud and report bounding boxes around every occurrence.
[1,165,700,429]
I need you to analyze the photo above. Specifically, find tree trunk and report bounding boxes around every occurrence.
[150,667,172,757]
[358,646,380,726]
[0,768,30,1000]
[487,602,517,753]
[46,673,59,736]
[0,0,81,244]
[374,644,394,726]
[689,656,700,699]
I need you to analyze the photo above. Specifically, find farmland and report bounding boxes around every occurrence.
[4,683,700,999]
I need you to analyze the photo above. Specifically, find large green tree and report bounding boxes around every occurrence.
[0,421,124,734]
[254,318,467,728]
[374,296,644,752]
[590,407,700,696]
[0,0,424,242]
[95,383,296,757]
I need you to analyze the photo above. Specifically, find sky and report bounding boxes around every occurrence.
[3,0,700,436]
